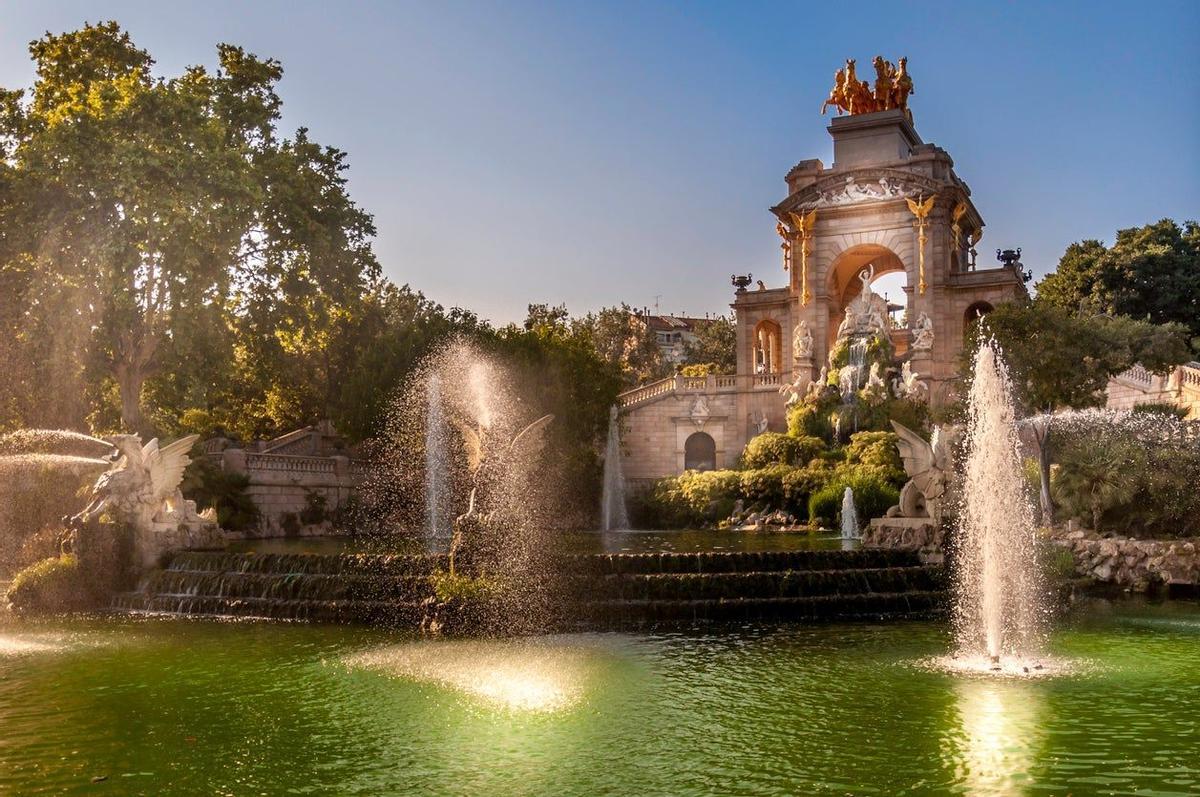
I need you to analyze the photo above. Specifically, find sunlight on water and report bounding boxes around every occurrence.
[344,637,597,712]
[944,679,1043,797]
[0,634,58,655]
[923,653,1079,679]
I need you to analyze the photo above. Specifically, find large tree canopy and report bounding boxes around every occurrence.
[1036,219,1200,345]
[966,302,1191,412]
[0,22,378,433]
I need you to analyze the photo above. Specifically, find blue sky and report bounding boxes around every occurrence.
[2,1,1197,323]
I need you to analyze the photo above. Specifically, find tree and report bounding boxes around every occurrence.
[0,23,378,434]
[572,304,667,388]
[967,302,1190,525]
[967,303,1191,413]
[682,316,737,374]
[1036,219,1200,344]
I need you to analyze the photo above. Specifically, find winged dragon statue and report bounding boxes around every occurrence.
[70,434,203,530]
[888,420,957,527]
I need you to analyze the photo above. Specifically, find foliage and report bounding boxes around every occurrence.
[965,302,1191,412]
[180,457,260,532]
[630,470,742,528]
[741,432,824,468]
[681,316,736,374]
[781,460,837,515]
[808,473,900,529]
[1050,421,1200,537]
[1036,219,1200,343]
[839,431,906,487]
[570,304,667,388]
[738,465,792,509]
[6,555,96,614]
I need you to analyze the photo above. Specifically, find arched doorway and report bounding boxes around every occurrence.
[826,244,909,354]
[684,432,716,471]
[752,320,783,374]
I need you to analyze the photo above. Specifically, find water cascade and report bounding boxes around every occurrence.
[954,341,1045,667]
[600,406,628,531]
[424,374,450,540]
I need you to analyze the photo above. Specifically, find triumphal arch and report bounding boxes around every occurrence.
[619,58,1027,483]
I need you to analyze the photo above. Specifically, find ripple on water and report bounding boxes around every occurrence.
[919,653,1085,679]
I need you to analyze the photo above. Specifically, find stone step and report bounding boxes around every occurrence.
[570,566,945,601]
[111,593,428,625]
[569,590,946,626]
[138,569,432,602]
[562,548,923,576]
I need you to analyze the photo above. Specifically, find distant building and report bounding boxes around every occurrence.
[637,313,711,364]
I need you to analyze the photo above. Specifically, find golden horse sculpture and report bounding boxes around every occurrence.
[822,56,913,118]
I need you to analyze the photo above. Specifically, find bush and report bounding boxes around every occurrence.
[739,465,791,509]
[630,470,741,528]
[742,433,823,468]
[6,555,97,614]
[808,472,900,528]
[840,431,906,487]
[180,457,260,532]
[782,460,836,515]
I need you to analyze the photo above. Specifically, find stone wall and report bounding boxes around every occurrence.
[220,449,364,537]
[1051,529,1200,592]
[620,377,740,484]
[1106,363,1200,419]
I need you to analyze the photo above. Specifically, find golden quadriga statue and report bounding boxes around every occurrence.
[822,56,913,118]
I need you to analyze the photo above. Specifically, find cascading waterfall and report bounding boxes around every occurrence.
[954,340,1045,666]
[840,487,859,540]
[424,374,450,540]
[601,406,629,531]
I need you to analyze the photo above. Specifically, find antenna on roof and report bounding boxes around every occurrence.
[653,295,662,314]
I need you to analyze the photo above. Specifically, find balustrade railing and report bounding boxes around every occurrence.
[245,453,337,474]
[617,372,741,407]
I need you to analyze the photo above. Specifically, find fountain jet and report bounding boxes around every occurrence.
[954,340,1045,663]
[601,406,628,531]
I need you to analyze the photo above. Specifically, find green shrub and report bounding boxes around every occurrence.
[840,431,906,487]
[739,465,791,509]
[808,483,843,528]
[6,555,97,614]
[180,457,260,532]
[630,470,741,528]
[300,490,329,526]
[807,472,900,528]
[782,460,836,515]
[742,433,798,468]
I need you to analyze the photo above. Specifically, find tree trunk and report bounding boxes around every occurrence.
[114,361,148,433]
[113,327,160,434]
[1037,432,1053,526]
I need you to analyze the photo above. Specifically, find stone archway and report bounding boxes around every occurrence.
[752,319,783,374]
[824,243,910,354]
[684,432,716,471]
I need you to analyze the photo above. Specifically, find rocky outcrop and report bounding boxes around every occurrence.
[864,517,945,564]
[1051,528,1199,592]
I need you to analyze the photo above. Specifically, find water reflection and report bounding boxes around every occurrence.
[344,637,602,712]
[945,679,1043,796]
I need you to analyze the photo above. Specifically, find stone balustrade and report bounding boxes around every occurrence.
[618,373,741,408]
[220,448,362,536]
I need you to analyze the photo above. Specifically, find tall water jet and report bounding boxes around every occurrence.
[840,487,859,540]
[955,341,1045,664]
[424,374,450,541]
[600,406,628,531]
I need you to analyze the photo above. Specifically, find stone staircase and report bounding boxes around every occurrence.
[113,547,946,628]
[560,548,946,628]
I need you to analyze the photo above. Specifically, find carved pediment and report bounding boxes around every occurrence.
[774,168,945,217]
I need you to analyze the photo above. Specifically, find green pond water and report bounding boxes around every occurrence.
[1,600,1198,796]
